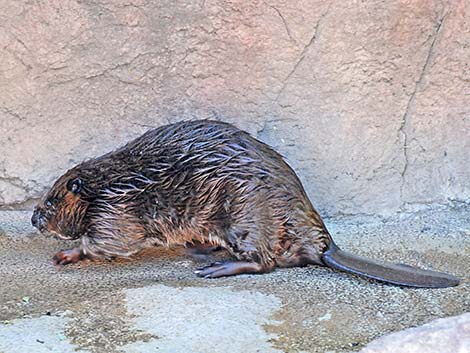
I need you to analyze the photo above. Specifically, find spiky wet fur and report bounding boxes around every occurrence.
[35,120,332,271]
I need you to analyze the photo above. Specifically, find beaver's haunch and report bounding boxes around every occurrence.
[31,120,459,287]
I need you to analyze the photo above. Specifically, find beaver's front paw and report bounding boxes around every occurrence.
[53,248,83,266]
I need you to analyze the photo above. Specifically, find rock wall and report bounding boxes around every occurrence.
[0,0,468,216]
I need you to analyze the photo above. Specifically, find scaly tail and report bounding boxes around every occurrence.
[322,242,460,288]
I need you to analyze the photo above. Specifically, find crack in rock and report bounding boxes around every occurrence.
[398,12,448,205]
[0,107,26,122]
[265,2,295,42]
[275,3,332,101]
[47,52,158,87]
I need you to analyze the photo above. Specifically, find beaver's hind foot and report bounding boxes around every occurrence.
[194,261,274,278]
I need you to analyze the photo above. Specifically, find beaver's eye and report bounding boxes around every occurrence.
[45,200,52,209]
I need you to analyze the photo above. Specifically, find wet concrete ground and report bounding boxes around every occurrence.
[0,205,468,352]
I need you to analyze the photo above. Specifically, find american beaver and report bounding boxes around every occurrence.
[31,120,459,288]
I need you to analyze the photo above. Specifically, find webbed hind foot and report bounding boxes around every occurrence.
[194,261,273,278]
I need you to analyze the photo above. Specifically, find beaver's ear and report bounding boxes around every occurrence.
[67,178,83,194]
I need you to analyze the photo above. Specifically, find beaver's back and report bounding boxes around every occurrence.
[80,120,308,202]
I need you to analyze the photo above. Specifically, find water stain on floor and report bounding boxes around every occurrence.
[122,285,282,353]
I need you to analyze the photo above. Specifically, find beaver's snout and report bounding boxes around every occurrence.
[31,208,45,231]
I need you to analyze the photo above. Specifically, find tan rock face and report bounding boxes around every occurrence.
[1,0,468,215]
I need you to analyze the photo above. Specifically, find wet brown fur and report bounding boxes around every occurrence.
[32,120,335,275]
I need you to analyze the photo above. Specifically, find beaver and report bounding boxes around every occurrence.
[31,120,459,288]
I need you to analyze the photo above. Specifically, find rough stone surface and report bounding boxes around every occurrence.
[359,313,470,353]
[0,205,468,352]
[0,0,468,216]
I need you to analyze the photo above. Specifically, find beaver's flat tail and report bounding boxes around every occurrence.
[322,243,460,288]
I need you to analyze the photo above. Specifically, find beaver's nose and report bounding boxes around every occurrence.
[31,209,40,229]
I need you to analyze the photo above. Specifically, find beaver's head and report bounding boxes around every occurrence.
[31,169,90,240]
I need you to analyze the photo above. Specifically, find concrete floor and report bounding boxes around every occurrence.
[0,205,468,353]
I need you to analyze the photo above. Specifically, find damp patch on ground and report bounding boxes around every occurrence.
[121,285,282,353]
[0,315,89,353]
